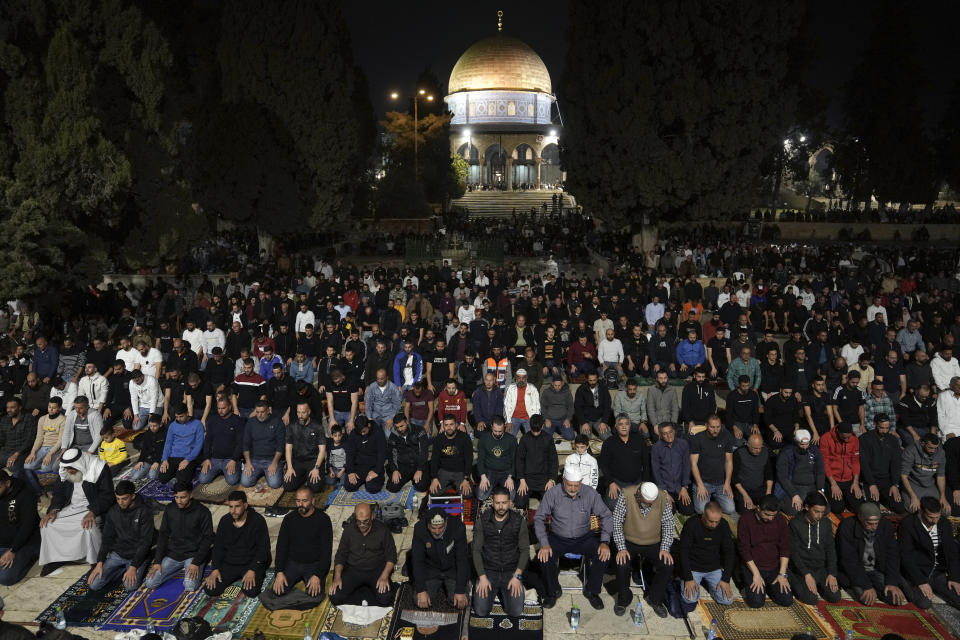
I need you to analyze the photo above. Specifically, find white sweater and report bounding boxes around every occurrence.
[564,452,599,489]
[597,338,625,364]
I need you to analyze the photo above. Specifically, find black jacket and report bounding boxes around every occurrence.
[680,381,716,424]
[135,425,168,464]
[0,476,39,550]
[411,515,470,594]
[516,430,558,485]
[49,465,116,517]
[154,499,215,564]
[98,496,155,566]
[472,508,528,574]
[898,512,960,584]
[574,381,612,424]
[386,428,429,474]
[858,430,901,487]
[896,395,938,432]
[835,515,901,588]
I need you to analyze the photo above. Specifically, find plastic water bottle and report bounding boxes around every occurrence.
[147,618,156,633]
[633,600,644,626]
[303,622,312,640]
[569,604,580,631]
[55,606,67,630]
[846,631,854,640]
[411,494,419,512]
[706,618,718,640]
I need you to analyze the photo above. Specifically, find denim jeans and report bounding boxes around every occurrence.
[332,411,353,428]
[89,551,146,591]
[134,408,152,431]
[128,462,160,481]
[197,458,241,485]
[0,543,39,586]
[23,445,59,472]
[144,556,204,591]
[543,418,576,440]
[240,458,284,488]
[679,569,734,605]
[693,482,736,514]
[509,418,530,434]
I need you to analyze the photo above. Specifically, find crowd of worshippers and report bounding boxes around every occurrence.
[1,259,960,610]
[2,448,960,623]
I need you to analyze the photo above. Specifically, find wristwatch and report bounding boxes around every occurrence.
[780,572,788,578]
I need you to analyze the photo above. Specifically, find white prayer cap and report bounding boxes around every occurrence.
[515,368,527,376]
[563,466,583,482]
[640,482,659,501]
[794,429,811,443]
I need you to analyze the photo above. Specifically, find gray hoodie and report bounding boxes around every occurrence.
[540,383,574,422]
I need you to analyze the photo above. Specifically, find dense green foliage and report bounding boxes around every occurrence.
[0,0,374,302]
[561,0,805,225]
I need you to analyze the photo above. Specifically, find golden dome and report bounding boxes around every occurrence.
[448,35,552,94]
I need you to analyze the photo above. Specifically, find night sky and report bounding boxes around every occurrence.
[343,1,960,129]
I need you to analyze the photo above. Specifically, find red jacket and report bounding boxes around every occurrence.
[820,428,860,483]
[567,341,597,365]
[436,390,468,425]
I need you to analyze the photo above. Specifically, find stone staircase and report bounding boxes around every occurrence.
[451,190,576,217]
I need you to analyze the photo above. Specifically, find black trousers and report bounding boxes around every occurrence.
[157,457,200,485]
[667,490,697,516]
[868,482,907,514]
[734,486,767,515]
[204,564,266,597]
[837,569,900,603]
[614,541,672,606]
[275,559,327,596]
[741,566,794,608]
[343,467,385,493]
[284,460,324,492]
[329,568,396,606]
[385,466,430,493]
[540,532,607,597]
[515,476,552,509]
[787,567,841,605]
[901,570,960,610]
[828,480,864,515]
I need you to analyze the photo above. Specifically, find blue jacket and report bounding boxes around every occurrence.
[392,351,423,387]
[161,418,205,461]
[471,386,505,425]
[32,346,59,379]
[365,381,403,422]
[651,438,691,493]
[676,340,706,367]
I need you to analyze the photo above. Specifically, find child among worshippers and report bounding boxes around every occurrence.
[97,424,128,471]
[563,434,599,489]
[326,423,347,486]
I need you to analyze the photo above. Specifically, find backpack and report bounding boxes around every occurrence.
[172,617,213,640]
[663,578,696,619]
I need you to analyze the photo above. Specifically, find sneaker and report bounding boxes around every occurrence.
[645,596,669,618]
[583,589,604,610]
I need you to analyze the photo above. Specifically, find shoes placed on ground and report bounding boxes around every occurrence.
[40,561,65,577]
[583,589,604,610]
[645,595,669,618]
[541,593,558,609]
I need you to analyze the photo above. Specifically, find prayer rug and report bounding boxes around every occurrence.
[181,569,274,635]
[243,598,331,640]
[817,600,954,640]
[243,483,285,507]
[138,479,175,502]
[191,476,236,505]
[317,601,394,640]
[35,471,59,489]
[274,483,335,510]
[35,575,129,627]
[325,483,415,510]
[99,569,210,632]
[467,602,544,640]
[389,583,466,639]
[698,599,833,640]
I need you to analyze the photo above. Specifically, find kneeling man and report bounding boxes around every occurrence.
[203,491,271,597]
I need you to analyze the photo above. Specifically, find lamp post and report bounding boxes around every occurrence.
[391,89,434,181]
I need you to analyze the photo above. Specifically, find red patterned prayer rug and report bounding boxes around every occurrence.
[817,599,954,640]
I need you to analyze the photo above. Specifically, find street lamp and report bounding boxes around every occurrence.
[391,88,434,181]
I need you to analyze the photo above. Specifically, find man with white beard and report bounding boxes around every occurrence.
[37,447,115,575]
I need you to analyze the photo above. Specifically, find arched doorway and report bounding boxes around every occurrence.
[512,143,536,189]
[483,144,507,189]
[540,143,561,187]
[457,142,481,185]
